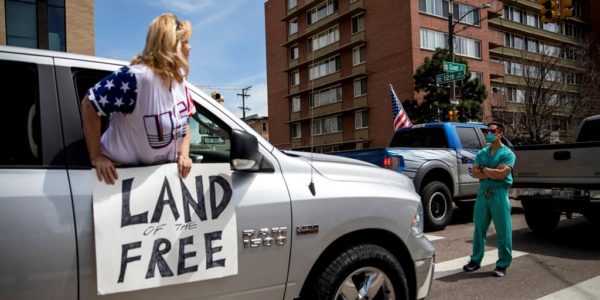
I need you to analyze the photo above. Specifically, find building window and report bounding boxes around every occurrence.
[504,61,523,76]
[308,26,339,52]
[562,47,578,61]
[452,2,480,26]
[291,123,302,138]
[353,45,366,66]
[290,70,300,86]
[455,36,481,59]
[292,96,301,112]
[419,0,449,17]
[308,56,341,80]
[289,18,298,35]
[506,87,525,103]
[351,13,364,34]
[310,86,342,107]
[289,0,297,10]
[420,28,447,50]
[573,2,581,17]
[290,44,299,61]
[420,28,480,58]
[350,0,359,3]
[312,116,342,135]
[470,71,483,85]
[354,77,367,97]
[504,33,524,50]
[565,72,582,85]
[307,0,338,25]
[6,0,66,51]
[355,110,368,129]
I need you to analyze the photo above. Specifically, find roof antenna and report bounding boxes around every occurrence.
[308,45,317,196]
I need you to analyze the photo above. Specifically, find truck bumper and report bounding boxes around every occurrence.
[415,255,435,299]
[511,188,600,210]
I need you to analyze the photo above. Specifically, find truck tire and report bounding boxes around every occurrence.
[310,244,409,300]
[522,200,560,234]
[421,181,453,231]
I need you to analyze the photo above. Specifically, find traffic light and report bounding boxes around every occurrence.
[447,109,458,122]
[538,0,558,23]
[211,91,224,105]
[559,0,573,20]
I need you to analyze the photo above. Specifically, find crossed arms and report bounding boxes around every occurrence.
[472,163,511,180]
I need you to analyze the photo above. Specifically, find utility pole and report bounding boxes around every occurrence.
[448,0,456,107]
[237,86,252,120]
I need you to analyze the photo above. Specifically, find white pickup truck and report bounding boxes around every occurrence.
[511,115,600,233]
[0,45,434,300]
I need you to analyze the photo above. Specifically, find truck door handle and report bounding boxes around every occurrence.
[461,157,469,164]
[553,151,571,160]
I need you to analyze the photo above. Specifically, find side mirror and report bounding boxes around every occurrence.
[230,129,262,171]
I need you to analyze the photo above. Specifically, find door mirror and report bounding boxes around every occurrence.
[230,129,262,171]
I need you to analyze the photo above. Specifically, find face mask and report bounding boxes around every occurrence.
[486,132,496,143]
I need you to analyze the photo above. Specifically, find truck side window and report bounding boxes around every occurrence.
[456,127,482,149]
[188,101,231,163]
[73,68,112,132]
[0,60,42,166]
[390,127,448,148]
[576,117,600,142]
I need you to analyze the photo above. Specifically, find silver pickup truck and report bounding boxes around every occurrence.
[0,46,434,299]
[511,115,600,233]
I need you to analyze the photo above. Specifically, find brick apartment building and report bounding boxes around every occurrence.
[0,0,94,55]
[265,0,598,151]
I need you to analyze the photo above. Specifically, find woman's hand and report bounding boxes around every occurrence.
[177,155,193,178]
[92,154,120,185]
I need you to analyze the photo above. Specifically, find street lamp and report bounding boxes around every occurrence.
[448,1,492,106]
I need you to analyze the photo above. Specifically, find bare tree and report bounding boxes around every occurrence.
[492,39,600,144]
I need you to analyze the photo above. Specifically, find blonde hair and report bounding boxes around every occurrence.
[131,13,192,83]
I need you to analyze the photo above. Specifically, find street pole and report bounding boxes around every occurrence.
[237,86,251,120]
[448,0,456,107]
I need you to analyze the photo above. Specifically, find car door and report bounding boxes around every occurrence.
[454,126,484,197]
[0,52,77,300]
[55,59,292,299]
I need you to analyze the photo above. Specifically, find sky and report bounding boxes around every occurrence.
[95,0,268,118]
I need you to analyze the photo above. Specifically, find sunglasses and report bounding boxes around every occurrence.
[485,128,500,134]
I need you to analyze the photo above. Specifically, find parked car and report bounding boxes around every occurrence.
[332,122,512,231]
[0,45,434,300]
[511,115,600,233]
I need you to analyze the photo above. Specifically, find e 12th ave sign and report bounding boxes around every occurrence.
[443,61,466,73]
[436,71,465,84]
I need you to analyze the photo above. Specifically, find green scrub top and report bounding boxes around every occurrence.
[475,144,516,188]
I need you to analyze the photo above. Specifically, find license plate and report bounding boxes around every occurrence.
[552,189,574,199]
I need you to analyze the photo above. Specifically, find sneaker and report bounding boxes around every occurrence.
[463,260,480,272]
[493,267,506,277]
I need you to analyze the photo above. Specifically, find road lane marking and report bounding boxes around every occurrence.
[537,275,600,300]
[425,234,445,241]
[434,250,529,279]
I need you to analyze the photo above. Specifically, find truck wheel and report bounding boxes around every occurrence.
[310,244,409,300]
[522,200,560,234]
[421,181,453,231]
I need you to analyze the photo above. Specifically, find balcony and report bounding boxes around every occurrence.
[488,18,581,47]
[489,93,507,108]
[285,37,366,72]
[491,75,580,93]
[489,47,584,71]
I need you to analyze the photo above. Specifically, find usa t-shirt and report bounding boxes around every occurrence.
[87,64,196,165]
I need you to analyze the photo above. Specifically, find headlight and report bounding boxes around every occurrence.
[411,203,424,237]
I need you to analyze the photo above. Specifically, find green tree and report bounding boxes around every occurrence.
[411,48,487,122]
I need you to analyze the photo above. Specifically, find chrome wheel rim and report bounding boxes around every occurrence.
[334,267,395,300]
[430,191,448,221]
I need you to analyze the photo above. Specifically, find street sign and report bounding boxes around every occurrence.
[443,61,466,73]
[450,100,460,106]
[436,71,465,84]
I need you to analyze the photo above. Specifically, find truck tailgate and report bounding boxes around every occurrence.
[513,141,600,188]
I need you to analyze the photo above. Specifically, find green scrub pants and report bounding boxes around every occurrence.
[470,186,512,269]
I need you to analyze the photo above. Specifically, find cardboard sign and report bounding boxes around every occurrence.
[92,163,238,295]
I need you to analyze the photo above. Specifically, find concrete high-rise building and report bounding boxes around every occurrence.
[0,0,94,55]
[265,0,598,151]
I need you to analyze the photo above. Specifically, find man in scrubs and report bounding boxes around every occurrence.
[463,122,516,277]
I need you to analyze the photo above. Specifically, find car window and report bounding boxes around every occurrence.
[189,102,231,163]
[456,126,482,149]
[390,127,448,148]
[0,60,42,166]
[577,117,600,142]
[73,68,112,131]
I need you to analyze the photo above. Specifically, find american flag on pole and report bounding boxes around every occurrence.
[390,84,412,131]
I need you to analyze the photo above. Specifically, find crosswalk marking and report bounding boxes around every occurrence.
[434,250,529,279]
[425,234,445,241]
[537,275,600,300]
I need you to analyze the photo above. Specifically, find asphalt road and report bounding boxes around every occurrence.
[426,200,600,300]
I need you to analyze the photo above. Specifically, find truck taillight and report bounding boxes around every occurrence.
[383,155,405,172]
[383,156,393,168]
